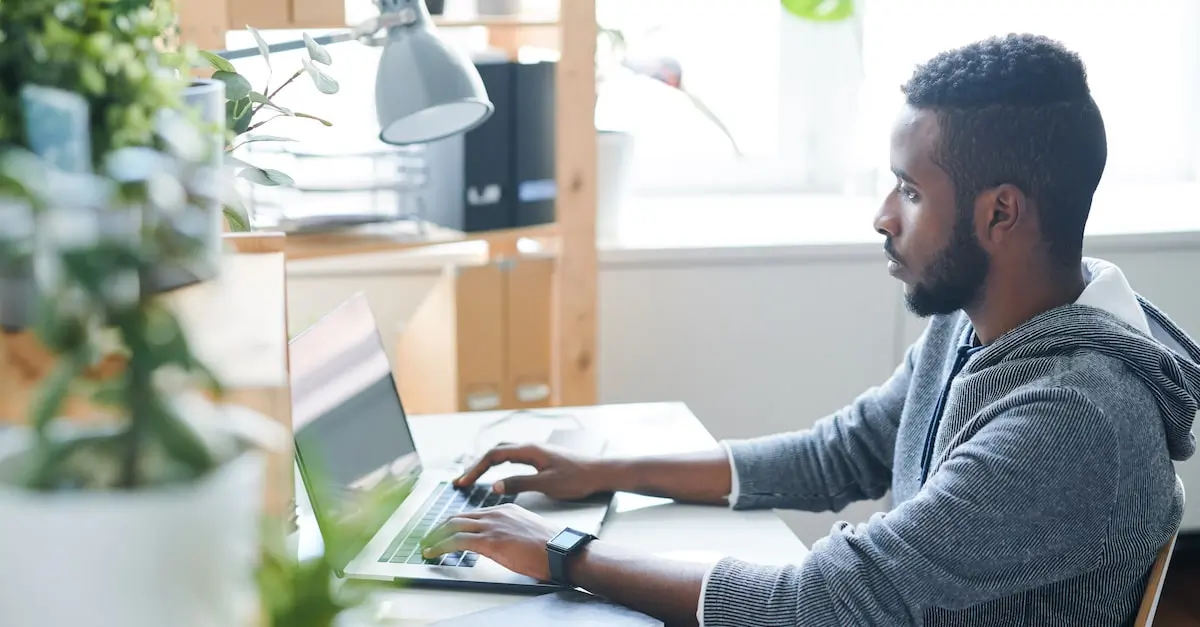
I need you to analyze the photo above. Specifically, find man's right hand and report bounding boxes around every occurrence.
[453,443,610,500]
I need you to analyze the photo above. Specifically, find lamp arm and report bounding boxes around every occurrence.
[212,11,419,60]
[214,32,354,60]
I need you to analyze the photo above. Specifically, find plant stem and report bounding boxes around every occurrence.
[250,69,303,118]
[119,308,152,489]
[245,113,287,133]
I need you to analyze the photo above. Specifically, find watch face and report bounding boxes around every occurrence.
[549,528,589,551]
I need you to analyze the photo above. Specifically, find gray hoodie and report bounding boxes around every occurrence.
[701,258,1200,626]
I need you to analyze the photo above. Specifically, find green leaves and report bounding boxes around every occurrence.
[4,0,240,495]
[226,96,254,135]
[198,49,236,73]
[301,58,339,95]
[304,33,332,66]
[780,0,856,22]
[248,91,293,115]
[248,25,271,68]
[30,355,83,437]
[213,70,252,101]
[223,205,251,232]
[231,134,296,152]
[294,112,333,127]
[237,167,294,186]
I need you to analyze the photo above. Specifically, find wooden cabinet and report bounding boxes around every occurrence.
[227,0,347,31]
[394,255,555,414]
[177,0,347,50]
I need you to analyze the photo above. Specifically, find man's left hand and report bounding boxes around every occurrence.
[420,503,561,582]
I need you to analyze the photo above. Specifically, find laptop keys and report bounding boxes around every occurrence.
[377,481,508,567]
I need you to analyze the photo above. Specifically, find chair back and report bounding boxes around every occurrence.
[1133,533,1177,627]
[1133,474,1186,627]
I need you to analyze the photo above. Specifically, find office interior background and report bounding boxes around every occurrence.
[3,0,1199,624]
[263,0,1200,542]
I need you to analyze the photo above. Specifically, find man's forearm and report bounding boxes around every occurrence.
[567,541,709,626]
[596,449,733,505]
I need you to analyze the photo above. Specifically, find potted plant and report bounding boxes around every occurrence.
[0,1,282,625]
[199,28,340,232]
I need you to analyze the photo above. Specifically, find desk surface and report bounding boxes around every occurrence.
[304,402,808,626]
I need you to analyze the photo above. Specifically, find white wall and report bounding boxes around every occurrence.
[286,231,1200,545]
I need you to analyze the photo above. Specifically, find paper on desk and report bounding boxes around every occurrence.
[423,590,663,627]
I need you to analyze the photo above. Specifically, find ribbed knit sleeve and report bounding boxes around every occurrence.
[700,389,1119,626]
[722,336,921,512]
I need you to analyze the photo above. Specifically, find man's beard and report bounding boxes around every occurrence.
[903,211,991,318]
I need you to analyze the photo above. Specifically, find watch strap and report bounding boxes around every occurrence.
[547,528,596,587]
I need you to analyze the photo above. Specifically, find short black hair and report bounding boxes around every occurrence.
[902,33,1107,265]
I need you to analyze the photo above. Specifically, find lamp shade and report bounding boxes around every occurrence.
[375,4,493,145]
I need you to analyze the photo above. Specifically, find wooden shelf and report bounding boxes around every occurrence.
[179,0,598,407]
[276,222,559,261]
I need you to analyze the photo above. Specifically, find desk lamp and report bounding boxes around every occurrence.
[218,0,494,146]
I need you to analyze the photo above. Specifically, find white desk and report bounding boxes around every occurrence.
[299,402,809,626]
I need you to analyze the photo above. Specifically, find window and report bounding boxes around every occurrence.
[224,1,1200,217]
[600,0,1200,197]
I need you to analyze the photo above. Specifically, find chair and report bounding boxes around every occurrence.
[1133,474,1186,627]
[1133,533,1178,627]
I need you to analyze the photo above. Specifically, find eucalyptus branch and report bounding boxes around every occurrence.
[245,113,288,133]
[251,69,303,118]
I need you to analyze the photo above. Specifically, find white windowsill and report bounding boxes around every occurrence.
[285,182,1200,276]
[598,182,1200,263]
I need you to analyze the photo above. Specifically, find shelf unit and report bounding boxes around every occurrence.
[186,1,599,407]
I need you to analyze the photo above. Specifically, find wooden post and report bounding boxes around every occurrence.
[552,0,598,406]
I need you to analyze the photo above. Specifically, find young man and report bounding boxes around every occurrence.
[420,34,1200,626]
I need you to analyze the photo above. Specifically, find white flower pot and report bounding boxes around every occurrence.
[596,130,636,245]
[0,432,267,627]
[147,78,227,293]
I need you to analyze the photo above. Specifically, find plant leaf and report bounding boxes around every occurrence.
[223,205,250,232]
[31,356,82,435]
[301,58,339,95]
[199,49,235,73]
[248,91,293,115]
[304,32,332,65]
[294,112,333,127]
[225,98,254,137]
[237,167,294,186]
[247,25,271,68]
[213,70,252,100]
[780,0,856,22]
[226,155,257,170]
[238,134,296,145]
[150,408,216,476]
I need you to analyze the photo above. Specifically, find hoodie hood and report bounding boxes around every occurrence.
[965,258,1200,461]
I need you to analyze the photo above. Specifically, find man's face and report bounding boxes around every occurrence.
[875,105,990,318]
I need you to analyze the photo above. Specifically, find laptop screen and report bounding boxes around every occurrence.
[289,293,421,567]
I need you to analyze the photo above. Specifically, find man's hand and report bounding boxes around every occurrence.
[421,503,709,626]
[453,443,608,499]
[420,503,561,581]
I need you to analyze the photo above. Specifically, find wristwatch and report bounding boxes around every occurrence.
[546,527,597,587]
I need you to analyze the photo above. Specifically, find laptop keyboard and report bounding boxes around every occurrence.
[377,482,516,567]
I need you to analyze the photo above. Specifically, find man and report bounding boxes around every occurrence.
[420,33,1200,626]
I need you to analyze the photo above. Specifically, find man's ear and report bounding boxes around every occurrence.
[975,184,1024,245]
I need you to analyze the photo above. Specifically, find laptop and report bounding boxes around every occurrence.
[289,292,614,592]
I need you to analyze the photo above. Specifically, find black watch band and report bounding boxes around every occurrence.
[546,527,597,587]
